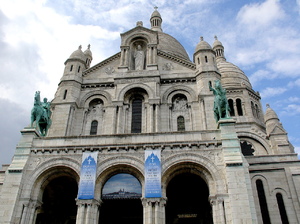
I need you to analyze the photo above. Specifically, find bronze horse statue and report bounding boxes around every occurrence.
[209,80,230,122]
[31,91,51,136]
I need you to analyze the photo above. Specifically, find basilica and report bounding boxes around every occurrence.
[0,8,299,224]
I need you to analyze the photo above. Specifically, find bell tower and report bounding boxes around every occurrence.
[48,45,92,136]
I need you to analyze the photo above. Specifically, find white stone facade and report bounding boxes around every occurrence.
[0,8,299,224]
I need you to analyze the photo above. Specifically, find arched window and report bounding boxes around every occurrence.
[90,120,98,135]
[131,98,142,133]
[255,104,260,119]
[228,99,235,116]
[236,98,243,116]
[240,141,254,156]
[276,193,289,223]
[205,56,208,63]
[256,180,271,224]
[70,65,73,71]
[177,116,185,131]
[78,66,81,73]
[63,90,67,100]
[251,101,256,117]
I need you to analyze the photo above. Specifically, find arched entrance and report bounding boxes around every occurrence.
[99,173,143,224]
[166,173,213,224]
[35,176,78,224]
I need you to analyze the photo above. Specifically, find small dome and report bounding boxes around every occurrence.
[213,36,223,49]
[264,104,279,123]
[151,7,162,19]
[69,45,86,62]
[195,37,212,53]
[84,44,93,59]
[218,61,252,88]
[157,32,190,60]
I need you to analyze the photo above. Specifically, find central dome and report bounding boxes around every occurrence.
[157,32,190,61]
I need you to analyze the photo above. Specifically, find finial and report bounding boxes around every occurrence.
[266,104,270,108]
[78,45,82,50]
[136,21,143,27]
[87,44,90,49]
[200,36,204,41]
[154,6,158,10]
[214,35,218,40]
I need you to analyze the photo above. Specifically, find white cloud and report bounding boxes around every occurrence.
[288,78,300,87]
[237,0,285,29]
[294,146,300,158]
[297,0,300,14]
[288,96,300,103]
[260,87,287,98]
[284,104,300,115]
[249,70,278,86]
[267,57,300,76]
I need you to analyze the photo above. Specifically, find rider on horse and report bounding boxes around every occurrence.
[31,91,52,136]
[209,80,230,122]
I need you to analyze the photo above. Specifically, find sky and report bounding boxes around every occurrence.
[0,0,299,165]
[102,173,142,194]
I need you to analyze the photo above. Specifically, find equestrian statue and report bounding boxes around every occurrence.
[31,91,52,136]
[209,80,231,122]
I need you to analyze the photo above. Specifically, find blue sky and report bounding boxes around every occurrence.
[0,0,299,165]
[102,173,142,194]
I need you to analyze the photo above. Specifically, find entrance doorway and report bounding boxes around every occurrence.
[166,173,213,224]
[35,176,78,224]
[99,173,143,224]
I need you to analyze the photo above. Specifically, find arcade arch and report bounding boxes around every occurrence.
[97,165,144,224]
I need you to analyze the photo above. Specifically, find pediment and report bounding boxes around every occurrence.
[83,52,121,77]
[120,26,158,46]
[158,50,196,70]
[270,125,287,135]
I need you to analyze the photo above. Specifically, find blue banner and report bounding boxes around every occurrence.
[78,152,98,199]
[145,150,162,198]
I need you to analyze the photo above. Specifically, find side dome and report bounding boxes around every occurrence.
[195,37,212,53]
[84,45,92,59]
[218,61,252,89]
[151,8,162,19]
[157,32,190,60]
[68,45,86,62]
[264,104,279,123]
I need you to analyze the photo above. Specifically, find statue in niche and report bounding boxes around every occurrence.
[209,80,230,122]
[134,45,145,70]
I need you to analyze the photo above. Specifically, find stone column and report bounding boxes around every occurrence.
[112,106,117,134]
[142,198,166,224]
[187,103,193,130]
[149,104,154,132]
[200,98,207,130]
[168,104,172,131]
[210,197,218,224]
[117,105,123,134]
[209,195,227,224]
[155,104,159,132]
[27,200,42,224]
[76,199,101,224]
[20,202,29,224]
[153,46,157,65]
[120,46,129,67]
